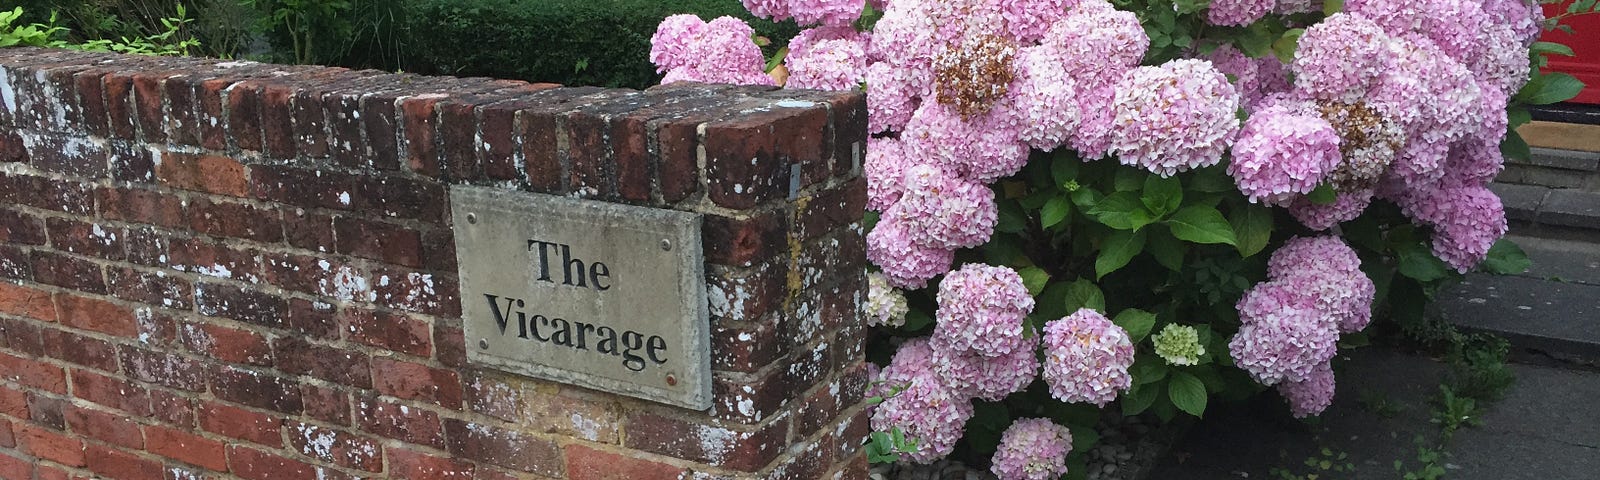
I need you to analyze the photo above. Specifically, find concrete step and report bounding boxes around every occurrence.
[1490,182,1600,241]
[1439,235,1600,362]
[1499,148,1600,192]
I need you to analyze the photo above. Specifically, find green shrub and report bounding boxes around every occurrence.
[396,0,798,89]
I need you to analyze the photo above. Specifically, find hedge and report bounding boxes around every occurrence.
[396,0,799,89]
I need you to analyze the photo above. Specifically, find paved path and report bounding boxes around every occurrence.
[1149,348,1600,479]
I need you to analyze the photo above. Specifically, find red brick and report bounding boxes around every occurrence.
[20,135,108,178]
[155,152,249,197]
[285,421,383,472]
[0,454,27,480]
[0,245,29,281]
[30,251,105,294]
[0,385,24,416]
[209,366,302,414]
[703,108,797,210]
[285,298,339,339]
[228,446,317,480]
[399,95,444,176]
[272,336,372,389]
[107,267,193,310]
[249,165,355,211]
[0,317,45,357]
[519,108,565,194]
[104,71,138,140]
[344,309,431,357]
[333,216,422,267]
[0,352,66,394]
[85,444,163,480]
[8,175,94,215]
[443,419,562,476]
[284,209,336,253]
[566,444,687,480]
[187,197,283,243]
[371,358,460,409]
[261,84,296,159]
[108,142,156,183]
[178,321,272,366]
[387,447,474,480]
[351,176,446,222]
[0,418,11,448]
[0,131,24,164]
[368,266,459,317]
[300,383,350,426]
[434,324,466,368]
[169,239,263,284]
[132,72,175,144]
[0,282,54,321]
[163,73,204,147]
[97,186,186,228]
[71,370,151,415]
[119,346,208,392]
[145,424,228,471]
[199,402,281,447]
[16,423,84,467]
[54,293,135,336]
[149,389,195,428]
[65,405,143,449]
[355,396,443,448]
[361,90,405,171]
[40,328,117,371]
[623,411,788,472]
[75,69,112,138]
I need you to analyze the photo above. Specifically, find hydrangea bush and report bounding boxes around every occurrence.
[653,0,1584,477]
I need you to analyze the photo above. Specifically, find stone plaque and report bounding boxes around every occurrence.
[451,186,712,410]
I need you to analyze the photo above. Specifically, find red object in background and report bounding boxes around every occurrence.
[1542,2,1600,104]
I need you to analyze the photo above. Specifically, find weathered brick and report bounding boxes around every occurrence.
[344,308,432,357]
[706,261,787,324]
[119,345,208,392]
[108,141,156,182]
[0,384,25,417]
[285,421,383,472]
[434,323,466,368]
[178,321,273,366]
[371,357,460,409]
[156,152,249,197]
[0,209,44,246]
[45,217,124,260]
[0,317,46,357]
[356,395,444,449]
[64,405,143,449]
[71,370,151,415]
[195,282,286,329]
[85,444,163,480]
[273,336,372,389]
[54,293,135,336]
[6,174,94,215]
[300,383,350,426]
[169,237,263,283]
[16,423,85,467]
[250,164,355,211]
[187,197,284,243]
[286,298,340,339]
[97,186,187,228]
[145,424,229,471]
[132,71,177,144]
[285,209,337,253]
[26,393,65,430]
[566,444,688,480]
[703,107,795,210]
[40,328,118,372]
[228,445,320,480]
[368,266,459,317]
[399,94,445,177]
[149,388,196,428]
[0,245,30,280]
[703,209,788,268]
[388,447,475,480]
[334,216,423,267]
[443,418,563,476]
[209,365,302,414]
[74,68,113,138]
[227,80,265,152]
[107,267,193,310]
[0,418,10,449]
[0,455,32,480]
[0,130,25,163]
[104,71,139,140]
[21,134,107,178]
[261,83,297,158]
[351,175,446,222]
[797,178,867,242]
[0,281,54,321]
[623,411,788,472]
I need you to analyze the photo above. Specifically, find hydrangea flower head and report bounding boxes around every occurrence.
[1266,235,1374,333]
[866,272,910,327]
[1229,105,1343,205]
[1013,45,1082,150]
[891,164,1000,249]
[1042,309,1136,406]
[990,418,1073,480]
[1429,184,1508,273]
[652,16,776,86]
[866,215,955,289]
[1038,0,1149,80]
[1481,0,1545,46]
[1231,282,1339,385]
[1288,188,1375,231]
[933,264,1035,356]
[870,339,974,463]
[1153,324,1206,366]
[866,61,925,134]
[931,334,1040,401]
[1291,13,1390,102]
[864,137,912,211]
[1277,361,1336,417]
[1207,0,1274,26]
[785,26,870,91]
[901,101,1030,183]
[1108,59,1241,177]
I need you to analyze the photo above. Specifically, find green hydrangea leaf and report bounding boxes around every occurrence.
[1166,205,1238,246]
[1168,371,1208,418]
[1096,229,1147,279]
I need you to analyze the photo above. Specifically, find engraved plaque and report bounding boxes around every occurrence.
[451,186,711,410]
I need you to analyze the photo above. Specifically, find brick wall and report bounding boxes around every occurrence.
[0,47,869,480]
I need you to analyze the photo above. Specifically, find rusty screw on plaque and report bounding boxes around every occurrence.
[478,339,489,350]
[666,374,678,386]
[660,239,672,251]
[466,213,478,225]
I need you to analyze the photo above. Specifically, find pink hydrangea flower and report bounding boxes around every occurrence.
[1276,0,1320,14]
[744,0,860,27]
[900,101,1031,183]
[1470,24,1533,97]
[931,334,1040,401]
[652,16,776,86]
[990,418,1073,480]
[1207,0,1274,26]
[1069,83,1119,159]
[1230,289,1339,385]
[1108,59,1242,176]
[870,338,974,463]
[932,264,1035,356]
[1288,188,1376,231]
[1203,44,1284,108]
[785,26,870,91]
[866,61,925,134]
[866,215,955,289]
[1042,309,1135,406]
[1291,13,1390,102]
[999,0,1075,44]
[1481,0,1545,46]
[891,165,999,249]
[1037,1,1149,81]
[1429,184,1508,272]
[1277,361,1336,418]
[865,137,912,211]
[1266,235,1374,333]
[650,14,706,72]
[1013,46,1082,150]
[1229,105,1343,206]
